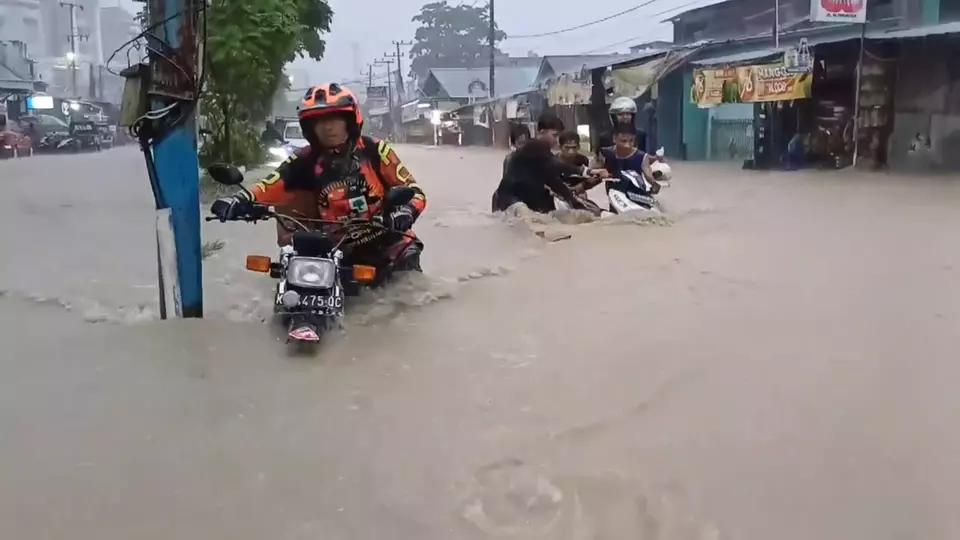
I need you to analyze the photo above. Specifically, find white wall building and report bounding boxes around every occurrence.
[100,5,139,68]
[0,0,45,59]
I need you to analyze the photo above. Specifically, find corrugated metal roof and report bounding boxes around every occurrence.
[589,48,667,71]
[691,48,783,66]
[692,27,866,67]
[0,64,35,92]
[496,56,543,68]
[542,54,626,76]
[868,21,960,39]
[426,67,538,99]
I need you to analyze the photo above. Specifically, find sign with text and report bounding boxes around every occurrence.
[810,0,867,24]
[366,86,387,99]
[690,60,814,107]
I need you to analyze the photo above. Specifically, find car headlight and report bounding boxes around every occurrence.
[268,146,288,159]
[286,257,336,289]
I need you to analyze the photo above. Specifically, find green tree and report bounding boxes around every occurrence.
[298,0,334,60]
[409,1,506,84]
[201,0,332,166]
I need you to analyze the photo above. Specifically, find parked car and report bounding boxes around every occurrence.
[21,114,73,154]
[20,113,70,138]
[0,122,33,159]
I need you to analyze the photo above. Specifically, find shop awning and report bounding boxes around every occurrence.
[609,48,701,99]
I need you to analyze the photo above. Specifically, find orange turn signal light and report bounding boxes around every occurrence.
[352,265,377,283]
[245,255,272,273]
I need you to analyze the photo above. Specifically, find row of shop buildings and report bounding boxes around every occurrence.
[392,0,960,172]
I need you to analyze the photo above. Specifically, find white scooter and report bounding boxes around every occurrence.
[605,169,663,214]
[555,162,672,215]
[554,148,672,215]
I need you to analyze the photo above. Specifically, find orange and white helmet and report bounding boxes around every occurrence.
[298,83,364,142]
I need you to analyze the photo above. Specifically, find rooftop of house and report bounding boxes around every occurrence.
[423,66,540,99]
[531,54,634,86]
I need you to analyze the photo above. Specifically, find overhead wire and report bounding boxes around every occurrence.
[576,0,721,54]
[504,0,668,40]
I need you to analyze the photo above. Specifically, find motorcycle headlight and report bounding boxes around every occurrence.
[268,146,289,159]
[286,257,336,289]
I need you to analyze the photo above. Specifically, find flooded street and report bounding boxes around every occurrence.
[2,146,960,539]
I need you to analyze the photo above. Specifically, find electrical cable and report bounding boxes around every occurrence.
[505,0,670,40]
[576,0,718,54]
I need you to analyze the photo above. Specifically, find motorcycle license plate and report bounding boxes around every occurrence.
[298,293,343,310]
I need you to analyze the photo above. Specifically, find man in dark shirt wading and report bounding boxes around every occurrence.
[492,114,601,214]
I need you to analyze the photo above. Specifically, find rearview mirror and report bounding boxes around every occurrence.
[384,186,416,211]
[207,163,245,186]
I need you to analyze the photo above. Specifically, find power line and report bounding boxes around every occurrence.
[334,69,392,88]
[505,1,666,40]
[576,0,716,54]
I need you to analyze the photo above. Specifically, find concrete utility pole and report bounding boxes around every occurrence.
[384,44,411,141]
[382,51,400,101]
[374,58,395,138]
[141,0,203,318]
[774,0,780,48]
[59,1,86,97]
[488,0,496,97]
[390,40,412,99]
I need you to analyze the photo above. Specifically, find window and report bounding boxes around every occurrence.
[283,124,304,139]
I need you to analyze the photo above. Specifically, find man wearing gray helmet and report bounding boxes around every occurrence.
[596,97,641,158]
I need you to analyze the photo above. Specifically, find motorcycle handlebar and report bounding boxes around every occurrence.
[206,204,414,238]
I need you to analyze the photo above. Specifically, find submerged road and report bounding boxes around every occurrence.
[1,146,959,539]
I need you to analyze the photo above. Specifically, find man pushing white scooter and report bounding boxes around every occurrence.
[556,122,672,216]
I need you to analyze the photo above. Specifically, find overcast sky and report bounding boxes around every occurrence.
[288,0,727,86]
[117,0,723,86]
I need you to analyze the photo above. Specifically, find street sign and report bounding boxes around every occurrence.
[811,0,867,23]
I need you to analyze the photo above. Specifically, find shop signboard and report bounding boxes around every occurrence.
[690,59,814,108]
[810,0,867,24]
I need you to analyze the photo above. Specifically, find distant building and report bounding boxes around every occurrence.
[100,5,140,67]
[0,0,44,58]
[666,0,911,45]
[40,0,103,64]
[628,41,673,54]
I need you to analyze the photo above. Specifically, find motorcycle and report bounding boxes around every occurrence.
[551,181,606,217]
[265,142,298,166]
[606,169,663,215]
[36,132,77,153]
[205,164,423,349]
[554,168,662,216]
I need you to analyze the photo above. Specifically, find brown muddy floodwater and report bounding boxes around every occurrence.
[1,146,959,539]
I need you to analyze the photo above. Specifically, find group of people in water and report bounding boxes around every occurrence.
[210,82,669,268]
[491,96,668,217]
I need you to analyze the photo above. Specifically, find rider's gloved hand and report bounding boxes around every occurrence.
[210,196,247,222]
[389,205,416,232]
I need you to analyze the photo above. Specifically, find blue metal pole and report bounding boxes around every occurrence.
[147,0,203,318]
